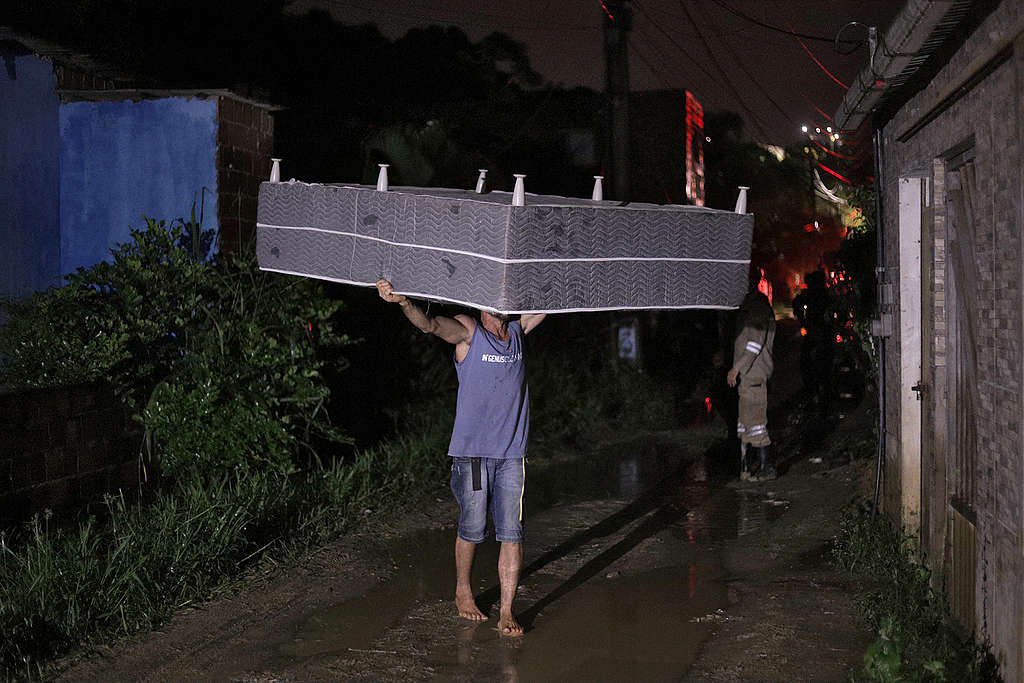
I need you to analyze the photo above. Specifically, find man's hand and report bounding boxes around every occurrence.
[376,279,407,305]
[727,368,739,387]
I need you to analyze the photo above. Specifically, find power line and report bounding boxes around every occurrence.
[631,1,758,39]
[631,0,718,83]
[700,3,798,129]
[676,0,772,141]
[786,20,849,90]
[708,0,863,47]
[318,0,599,33]
[629,42,673,89]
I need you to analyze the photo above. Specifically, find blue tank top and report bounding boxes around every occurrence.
[448,321,529,459]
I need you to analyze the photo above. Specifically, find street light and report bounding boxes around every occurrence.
[801,124,808,133]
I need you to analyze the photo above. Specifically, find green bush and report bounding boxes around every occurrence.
[834,509,1000,682]
[0,216,352,481]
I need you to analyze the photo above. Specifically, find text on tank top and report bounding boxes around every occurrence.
[448,321,530,458]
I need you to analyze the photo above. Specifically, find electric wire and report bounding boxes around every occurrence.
[809,136,858,161]
[834,21,868,55]
[783,18,849,89]
[318,0,598,33]
[631,0,719,83]
[800,92,833,122]
[699,3,799,128]
[629,41,673,89]
[708,0,862,47]
[676,0,773,140]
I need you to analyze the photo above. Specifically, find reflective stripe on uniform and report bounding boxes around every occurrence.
[745,341,762,354]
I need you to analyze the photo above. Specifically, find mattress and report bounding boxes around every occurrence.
[256,181,753,313]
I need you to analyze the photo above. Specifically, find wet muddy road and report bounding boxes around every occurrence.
[57,416,872,682]
[292,425,751,681]
[57,322,872,682]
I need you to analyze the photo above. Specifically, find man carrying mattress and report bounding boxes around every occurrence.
[376,279,547,637]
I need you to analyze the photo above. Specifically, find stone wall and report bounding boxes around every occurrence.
[217,95,275,254]
[0,384,141,525]
[879,2,1023,678]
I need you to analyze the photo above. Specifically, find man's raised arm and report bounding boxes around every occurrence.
[376,279,474,346]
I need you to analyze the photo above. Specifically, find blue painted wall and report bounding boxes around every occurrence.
[0,55,61,299]
[59,97,219,275]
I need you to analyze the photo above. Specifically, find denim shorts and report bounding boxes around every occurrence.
[450,457,525,543]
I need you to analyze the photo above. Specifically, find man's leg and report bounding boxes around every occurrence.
[492,458,526,636]
[455,536,486,620]
[497,541,523,635]
[451,458,487,620]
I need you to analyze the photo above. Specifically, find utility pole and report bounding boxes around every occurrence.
[603,0,632,201]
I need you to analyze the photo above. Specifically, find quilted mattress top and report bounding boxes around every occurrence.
[256,181,754,313]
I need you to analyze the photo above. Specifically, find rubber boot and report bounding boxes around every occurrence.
[753,445,777,481]
[739,442,751,481]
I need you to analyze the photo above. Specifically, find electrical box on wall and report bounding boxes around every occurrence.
[872,280,894,337]
[872,314,894,338]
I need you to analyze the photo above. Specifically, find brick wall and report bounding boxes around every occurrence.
[0,384,141,524]
[53,64,117,91]
[879,2,1023,678]
[216,95,275,254]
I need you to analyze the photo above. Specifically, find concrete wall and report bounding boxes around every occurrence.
[879,2,1023,678]
[59,97,219,273]
[0,54,61,299]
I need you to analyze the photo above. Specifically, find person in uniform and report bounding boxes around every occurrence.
[727,291,776,480]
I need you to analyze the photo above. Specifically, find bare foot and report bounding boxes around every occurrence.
[498,611,523,636]
[455,590,487,621]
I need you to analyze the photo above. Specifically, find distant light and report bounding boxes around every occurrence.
[814,220,820,229]
[705,136,711,142]
[833,132,840,139]
[801,125,808,133]
[815,127,821,134]
[826,126,832,133]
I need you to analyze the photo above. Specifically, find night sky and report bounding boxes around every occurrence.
[290,0,903,144]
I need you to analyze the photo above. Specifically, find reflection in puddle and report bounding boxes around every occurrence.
[279,528,485,659]
[617,457,640,499]
[278,431,784,680]
[428,565,727,682]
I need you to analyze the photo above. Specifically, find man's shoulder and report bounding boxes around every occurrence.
[454,314,477,331]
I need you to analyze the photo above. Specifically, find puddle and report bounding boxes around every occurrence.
[279,528,492,659]
[426,564,727,682]
[278,430,778,677]
[526,428,712,509]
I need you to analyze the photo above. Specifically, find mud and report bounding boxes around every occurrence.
[54,322,875,682]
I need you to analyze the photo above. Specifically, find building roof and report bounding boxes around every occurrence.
[833,0,1002,134]
[0,26,281,110]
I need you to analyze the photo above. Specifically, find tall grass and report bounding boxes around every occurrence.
[834,509,1000,682]
[0,415,452,679]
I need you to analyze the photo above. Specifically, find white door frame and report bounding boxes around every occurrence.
[898,176,924,531]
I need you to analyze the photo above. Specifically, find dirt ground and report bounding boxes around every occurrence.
[53,324,878,682]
